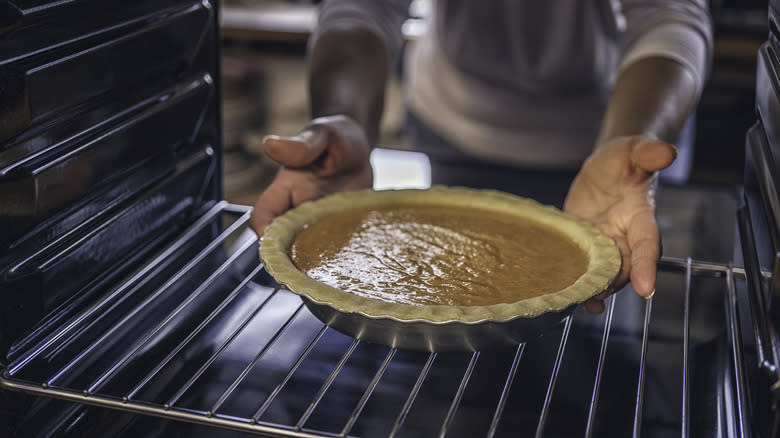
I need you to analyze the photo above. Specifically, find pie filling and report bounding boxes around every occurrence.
[290,204,588,306]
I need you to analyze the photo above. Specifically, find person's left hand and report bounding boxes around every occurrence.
[563,135,677,313]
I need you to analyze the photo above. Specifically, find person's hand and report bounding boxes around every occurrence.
[563,135,677,313]
[249,115,374,235]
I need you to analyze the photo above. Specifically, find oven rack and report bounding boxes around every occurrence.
[0,202,749,437]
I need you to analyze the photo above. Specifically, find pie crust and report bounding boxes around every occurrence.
[260,186,621,324]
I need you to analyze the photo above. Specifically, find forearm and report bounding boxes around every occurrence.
[597,56,698,146]
[308,26,391,144]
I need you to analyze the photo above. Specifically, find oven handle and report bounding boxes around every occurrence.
[737,200,780,385]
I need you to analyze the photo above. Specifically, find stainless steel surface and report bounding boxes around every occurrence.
[485,344,524,438]
[681,258,692,438]
[633,293,653,438]
[737,201,780,376]
[735,32,780,432]
[584,294,616,438]
[726,266,750,438]
[534,314,573,438]
[0,199,742,437]
[735,187,780,437]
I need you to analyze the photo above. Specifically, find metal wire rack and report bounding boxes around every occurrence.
[0,202,749,437]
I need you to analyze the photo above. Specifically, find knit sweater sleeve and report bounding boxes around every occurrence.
[312,0,412,65]
[617,0,713,98]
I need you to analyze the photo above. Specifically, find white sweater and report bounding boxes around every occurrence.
[315,0,713,169]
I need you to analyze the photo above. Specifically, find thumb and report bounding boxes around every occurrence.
[264,127,328,168]
[630,139,678,174]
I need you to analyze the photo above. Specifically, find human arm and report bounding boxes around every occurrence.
[564,0,712,313]
[249,0,410,234]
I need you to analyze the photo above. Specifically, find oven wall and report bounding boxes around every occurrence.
[0,0,223,364]
[736,0,780,436]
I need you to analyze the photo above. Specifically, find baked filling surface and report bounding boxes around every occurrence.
[290,204,588,306]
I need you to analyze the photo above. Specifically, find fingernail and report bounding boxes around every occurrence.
[263,135,281,143]
[645,289,656,300]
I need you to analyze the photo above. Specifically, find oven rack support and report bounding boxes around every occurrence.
[0,203,752,437]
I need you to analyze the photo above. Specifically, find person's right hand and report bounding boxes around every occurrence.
[249,114,374,235]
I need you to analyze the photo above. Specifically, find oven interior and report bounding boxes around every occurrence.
[1,1,780,437]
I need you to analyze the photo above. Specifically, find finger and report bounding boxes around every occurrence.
[310,116,372,177]
[264,128,329,168]
[631,139,677,173]
[626,211,661,297]
[600,225,631,291]
[583,298,605,314]
[593,285,614,301]
[249,178,293,235]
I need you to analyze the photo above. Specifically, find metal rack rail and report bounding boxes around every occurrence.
[0,203,748,437]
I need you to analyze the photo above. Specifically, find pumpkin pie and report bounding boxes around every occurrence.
[260,186,621,324]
